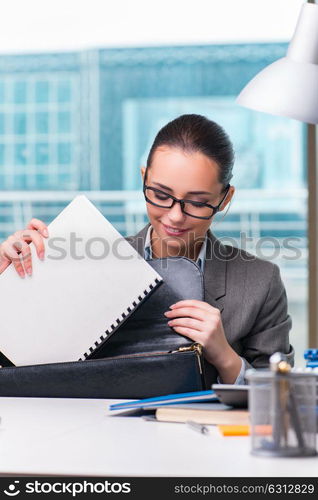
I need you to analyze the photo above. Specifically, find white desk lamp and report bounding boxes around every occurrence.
[237,2,318,124]
[236,1,318,347]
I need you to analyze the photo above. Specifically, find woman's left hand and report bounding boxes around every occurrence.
[164,299,242,383]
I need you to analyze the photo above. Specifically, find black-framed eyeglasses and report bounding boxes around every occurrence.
[143,183,230,220]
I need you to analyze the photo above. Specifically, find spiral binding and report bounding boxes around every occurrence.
[78,277,161,361]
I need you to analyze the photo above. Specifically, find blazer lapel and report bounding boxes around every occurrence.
[126,223,150,258]
[204,230,227,313]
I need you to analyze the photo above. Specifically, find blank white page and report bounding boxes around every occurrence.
[0,195,162,365]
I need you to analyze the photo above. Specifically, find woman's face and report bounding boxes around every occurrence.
[141,146,235,259]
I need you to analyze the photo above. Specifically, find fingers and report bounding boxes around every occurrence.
[170,326,202,343]
[168,317,203,332]
[1,240,29,278]
[165,307,205,321]
[15,240,32,276]
[170,300,216,313]
[13,230,45,260]
[0,255,11,274]
[0,227,46,278]
[0,219,48,278]
[26,218,49,238]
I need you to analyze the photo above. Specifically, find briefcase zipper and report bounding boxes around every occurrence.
[173,343,203,374]
[87,342,203,374]
[1,343,204,375]
[174,342,202,356]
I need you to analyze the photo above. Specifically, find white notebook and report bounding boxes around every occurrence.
[0,195,162,366]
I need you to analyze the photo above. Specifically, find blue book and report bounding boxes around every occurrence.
[304,349,318,368]
[109,389,218,411]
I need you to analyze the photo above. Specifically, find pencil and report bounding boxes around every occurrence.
[218,425,250,436]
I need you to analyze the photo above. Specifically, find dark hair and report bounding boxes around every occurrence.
[146,114,234,188]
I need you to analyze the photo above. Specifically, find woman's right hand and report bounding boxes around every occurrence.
[0,218,49,278]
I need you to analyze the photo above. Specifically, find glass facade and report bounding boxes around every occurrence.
[0,74,79,191]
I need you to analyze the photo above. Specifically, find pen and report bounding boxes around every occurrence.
[186,420,210,435]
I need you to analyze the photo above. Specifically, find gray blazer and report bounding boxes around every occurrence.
[127,224,294,380]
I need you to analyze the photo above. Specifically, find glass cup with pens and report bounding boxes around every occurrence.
[246,353,317,457]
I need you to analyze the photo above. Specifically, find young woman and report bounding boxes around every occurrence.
[0,114,294,384]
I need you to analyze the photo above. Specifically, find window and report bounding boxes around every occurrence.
[14,144,28,165]
[57,112,71,133]
[13,81,27,104]
[0,74,79,194]
[0,144,5,165]
[35,112,49,134]
[13,113,27,135]
[0,82,5,103]
[57,81,71,103]
[35,81,49,103]
[57,142,71,164]
[35,143,49,165]
[13,175,27,189]
[0,113,5,134]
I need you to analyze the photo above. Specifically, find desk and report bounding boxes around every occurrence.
[0,397,317,477]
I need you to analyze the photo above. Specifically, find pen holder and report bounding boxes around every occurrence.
[304,349,318,428]
[246,370,317,457]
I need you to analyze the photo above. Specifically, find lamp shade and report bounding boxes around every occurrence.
[236,3,318,124]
